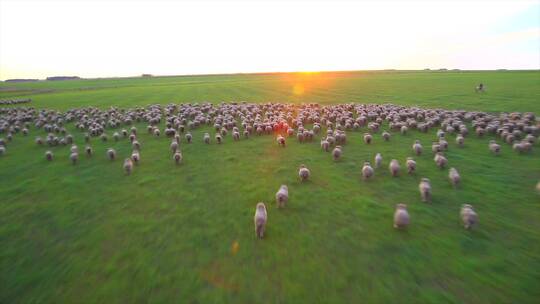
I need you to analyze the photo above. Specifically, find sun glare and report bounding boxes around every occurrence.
[293,84,305,95]
[286,71,335,97]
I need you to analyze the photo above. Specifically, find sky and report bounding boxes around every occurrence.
[0,0,539,80]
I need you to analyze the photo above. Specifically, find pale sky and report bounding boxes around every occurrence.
[0,0,539,80]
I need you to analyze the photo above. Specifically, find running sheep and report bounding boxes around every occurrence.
[460,204,478,229]
[275,185,289,208]
[298,164,310,181]
[406,157,416,174]
[124,158,133,175]
[393,203,410,229]
[389,159,400,177]
[254,202,268,239]
[419,178,432,203]
[449,167,461,188]
[362,161,374,180]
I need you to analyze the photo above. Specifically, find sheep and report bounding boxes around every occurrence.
[382,131,391,141]
[456,135,464,147]
[215,133,223,144]
[275,185,289,208]
[113,132,120,141]
[406,157,416,174]
[431,142,441,154]
[173,151,183,164]
[277,135,286,147]
[400,125,408,135]
[434,152,447,169]
[362,161,374,180]
[170,141,179,153]
[437,129,445,138]
[70,152,79,165]
[254,202,267,239]
[132,140,141,150]
[129,134,136,143]
[513,141,532,153]
[389,159,400,177]
[393,203,410,229]
[297,132,304,143]
[439,138,448,151]
[70,144,78,154]
[476,127,485,137]
[123,158,133,175]
[233,131,240,141]
[107,148,116,161]
[101,133,108,142]
[131,151,140,164]
[320,139,330,152]
[489,140,501,155]
[35,137,43,145]
[0,146,5,156]
[153,128,161,137]
[375,153,382,168]
[332,146,342,161]
[363,133,372,144]
[45,150,53,161]
[185,132,192,143]
[449,167,461,188]
[204,133,210,144]
[419,178,432,203]
[413,140,423,156]
[460,204,478,229]
[298,164,310,181]
[525,134,536,144]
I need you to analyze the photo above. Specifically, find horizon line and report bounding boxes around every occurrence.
[2,68,539,82]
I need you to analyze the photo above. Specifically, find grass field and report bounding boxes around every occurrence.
[1,71,539,303]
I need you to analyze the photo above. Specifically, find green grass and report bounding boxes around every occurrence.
[1,71,539,303]
[2,70,540,112]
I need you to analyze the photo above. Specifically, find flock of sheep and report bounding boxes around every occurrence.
[0,98,31,106]
[0,102,538,238]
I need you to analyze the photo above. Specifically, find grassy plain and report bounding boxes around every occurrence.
[1,70,539,303]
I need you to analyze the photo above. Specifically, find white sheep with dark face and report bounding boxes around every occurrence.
[298,164,310,181]
[489,140,500,155]
[107,148,116,161]
[173,151,183,165]
[45,150,53,161]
